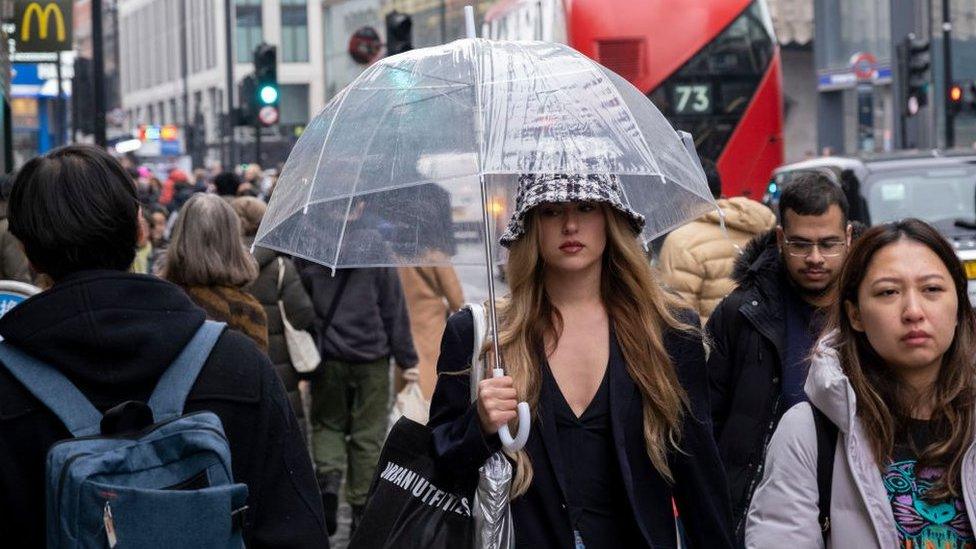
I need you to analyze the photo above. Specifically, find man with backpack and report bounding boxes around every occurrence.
[0,145,328,548]
[295,202,419,537]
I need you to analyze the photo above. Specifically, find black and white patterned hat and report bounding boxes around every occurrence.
[499,173,645,247]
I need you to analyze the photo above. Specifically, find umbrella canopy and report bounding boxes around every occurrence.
[255,38,718,269]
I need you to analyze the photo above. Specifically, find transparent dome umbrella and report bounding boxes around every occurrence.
[255,38,720,451]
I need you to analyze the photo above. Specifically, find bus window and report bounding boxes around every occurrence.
[647,0,774,163]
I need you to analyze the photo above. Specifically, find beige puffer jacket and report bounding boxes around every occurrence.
[658,197,775,322]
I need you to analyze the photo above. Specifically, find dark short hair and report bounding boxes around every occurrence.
[778,172,849,229]
[214,171,241,196]
[8,145,139,280]
[702,159,721,199]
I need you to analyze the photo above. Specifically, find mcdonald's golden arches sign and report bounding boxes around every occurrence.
[15,1,72,53]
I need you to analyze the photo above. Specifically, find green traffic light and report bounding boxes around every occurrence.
[259,85,279,105]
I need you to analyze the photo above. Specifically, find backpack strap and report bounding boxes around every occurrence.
[148,321,226,421]
[812,406,838,543]
[0,343,103,437]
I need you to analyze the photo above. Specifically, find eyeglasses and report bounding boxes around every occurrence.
[783,239,847,258]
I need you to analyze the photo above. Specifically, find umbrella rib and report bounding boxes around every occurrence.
[582,54,660,175]
[303,82,356,215]
[331,99,397,268]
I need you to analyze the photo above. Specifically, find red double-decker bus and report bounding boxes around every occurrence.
[485,0,784,198]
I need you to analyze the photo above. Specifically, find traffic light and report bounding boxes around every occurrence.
[253,43,279,127]
[900,34,931,116]
[386,11,412,56]
[237,74,258,126]
[72,57,94,134]
[949,82,965,115]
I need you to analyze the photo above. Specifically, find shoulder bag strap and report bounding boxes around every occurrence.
[148,320,226,421]
[464,302,487,403]
[277,257,290,323]
[276,257,285,294]
[813,406,838,543]
[319,270,351,340]
[0,343,103,437]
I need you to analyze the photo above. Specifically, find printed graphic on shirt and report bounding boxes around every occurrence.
[883,459,975,548]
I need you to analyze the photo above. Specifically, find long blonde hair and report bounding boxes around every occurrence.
[492,205,694,497]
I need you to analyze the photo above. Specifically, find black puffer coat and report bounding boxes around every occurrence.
[705,230,789,537]
[244,243,316,424]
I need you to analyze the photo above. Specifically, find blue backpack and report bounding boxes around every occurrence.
[0,321,249,549]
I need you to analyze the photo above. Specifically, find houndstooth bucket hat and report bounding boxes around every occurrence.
[499,173,646,247]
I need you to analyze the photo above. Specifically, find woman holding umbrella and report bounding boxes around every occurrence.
[428,173,734,548]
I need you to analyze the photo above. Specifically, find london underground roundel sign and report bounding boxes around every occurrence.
[849,52,878,82]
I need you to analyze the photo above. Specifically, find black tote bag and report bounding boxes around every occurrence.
[349,417,475,548]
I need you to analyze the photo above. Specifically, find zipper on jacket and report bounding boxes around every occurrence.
[734,345,782,536]
[103,501,118,548]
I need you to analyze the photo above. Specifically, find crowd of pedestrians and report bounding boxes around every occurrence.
[0,141,974,549]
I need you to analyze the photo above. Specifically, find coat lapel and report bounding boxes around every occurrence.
[608,332,655,546]
[537,362,571,503]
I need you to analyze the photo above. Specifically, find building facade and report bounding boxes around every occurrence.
[768,0,816,162]
[118,0,817,168]
[814,0,976,154]
[118,0,327,167]
[117,0,500,167]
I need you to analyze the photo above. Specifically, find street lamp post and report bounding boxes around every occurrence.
[179,0,190,160]
[224,0,236,168]
[942,0,954,148]
[92,0,107,147]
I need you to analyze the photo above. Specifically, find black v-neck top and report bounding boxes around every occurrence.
[542,360,643,547]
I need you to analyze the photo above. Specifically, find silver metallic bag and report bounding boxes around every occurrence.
[466,303,516,549]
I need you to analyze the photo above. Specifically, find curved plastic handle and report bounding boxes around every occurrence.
[493,367,531,451]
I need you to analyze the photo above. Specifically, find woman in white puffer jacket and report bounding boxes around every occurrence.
[746,218,976,548]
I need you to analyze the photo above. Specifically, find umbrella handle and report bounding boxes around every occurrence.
[493,368,531,451]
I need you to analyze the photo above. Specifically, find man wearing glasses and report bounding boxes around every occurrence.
[705,173,852,538]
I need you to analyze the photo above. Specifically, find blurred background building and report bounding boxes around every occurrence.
[116,0,497,169]
[813,0,976,154]
[9,0,975,173]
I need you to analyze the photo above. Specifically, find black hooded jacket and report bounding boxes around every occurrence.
[0,270,328,548]
[704,230,789,536]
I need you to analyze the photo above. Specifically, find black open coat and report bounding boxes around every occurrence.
[704,230,790,535]
[428,308,733,548]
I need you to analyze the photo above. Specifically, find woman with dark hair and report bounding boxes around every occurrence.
[746,218,976,547]
[233,196,315,441]
[162,193,268,351]
[428,174,733,548]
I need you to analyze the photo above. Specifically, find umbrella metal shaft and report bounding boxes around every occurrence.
[479,174,504,373]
